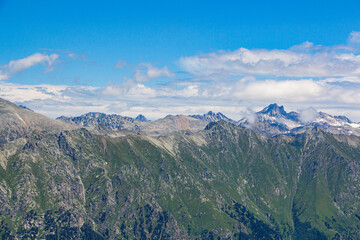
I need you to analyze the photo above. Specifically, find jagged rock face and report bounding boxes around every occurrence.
[189,111,235,124]
[238,103,360,137]
[259,103,289,117]
[245,103,303,136]
[57,112,142,132]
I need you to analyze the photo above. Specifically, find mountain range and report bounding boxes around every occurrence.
[1,97,360,239]
[58,103,360,137]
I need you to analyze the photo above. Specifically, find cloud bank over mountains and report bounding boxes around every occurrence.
[2,32,360,121]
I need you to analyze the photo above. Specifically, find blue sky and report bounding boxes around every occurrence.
[1,0,360,120]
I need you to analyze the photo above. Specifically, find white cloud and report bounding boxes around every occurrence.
[3,32,360,122]
[102,63,176,100]
[130,63,175,83]
[180,85,199,97]
[2,75,360,122]
[320,76,360,83]
[144,64,174,79]
[180,44,360,77]
[0,83,70,102]
[0,71,9,81]
[348,31,360,44]
[102,83,157,99]
[127,84,156,97]
[290,41,354,52]
[8,53,59,73]
[0,53,60,81]
[232,79,325,102]
[299,107,319,122]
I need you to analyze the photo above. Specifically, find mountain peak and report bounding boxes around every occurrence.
[0,97,75,139]
[189,111,234,124]
[259,103,287,116]
[135,114,149,122]
[206,111,226,118]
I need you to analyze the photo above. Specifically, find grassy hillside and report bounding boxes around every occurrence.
[0,121,360,239]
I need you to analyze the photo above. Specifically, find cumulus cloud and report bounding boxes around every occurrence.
[130,63,175,83]
[232,79,325,102]
[102,63,176,98]
[180,44,360,78]
[144,64,174,79]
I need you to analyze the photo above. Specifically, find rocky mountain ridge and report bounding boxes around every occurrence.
[238,103,360,136]
[189,111,236,124]
[57,103,360,137]
[57,112,207,136]
[1,98,360,239]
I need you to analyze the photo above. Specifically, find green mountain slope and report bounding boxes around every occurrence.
[1,101,360,239]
